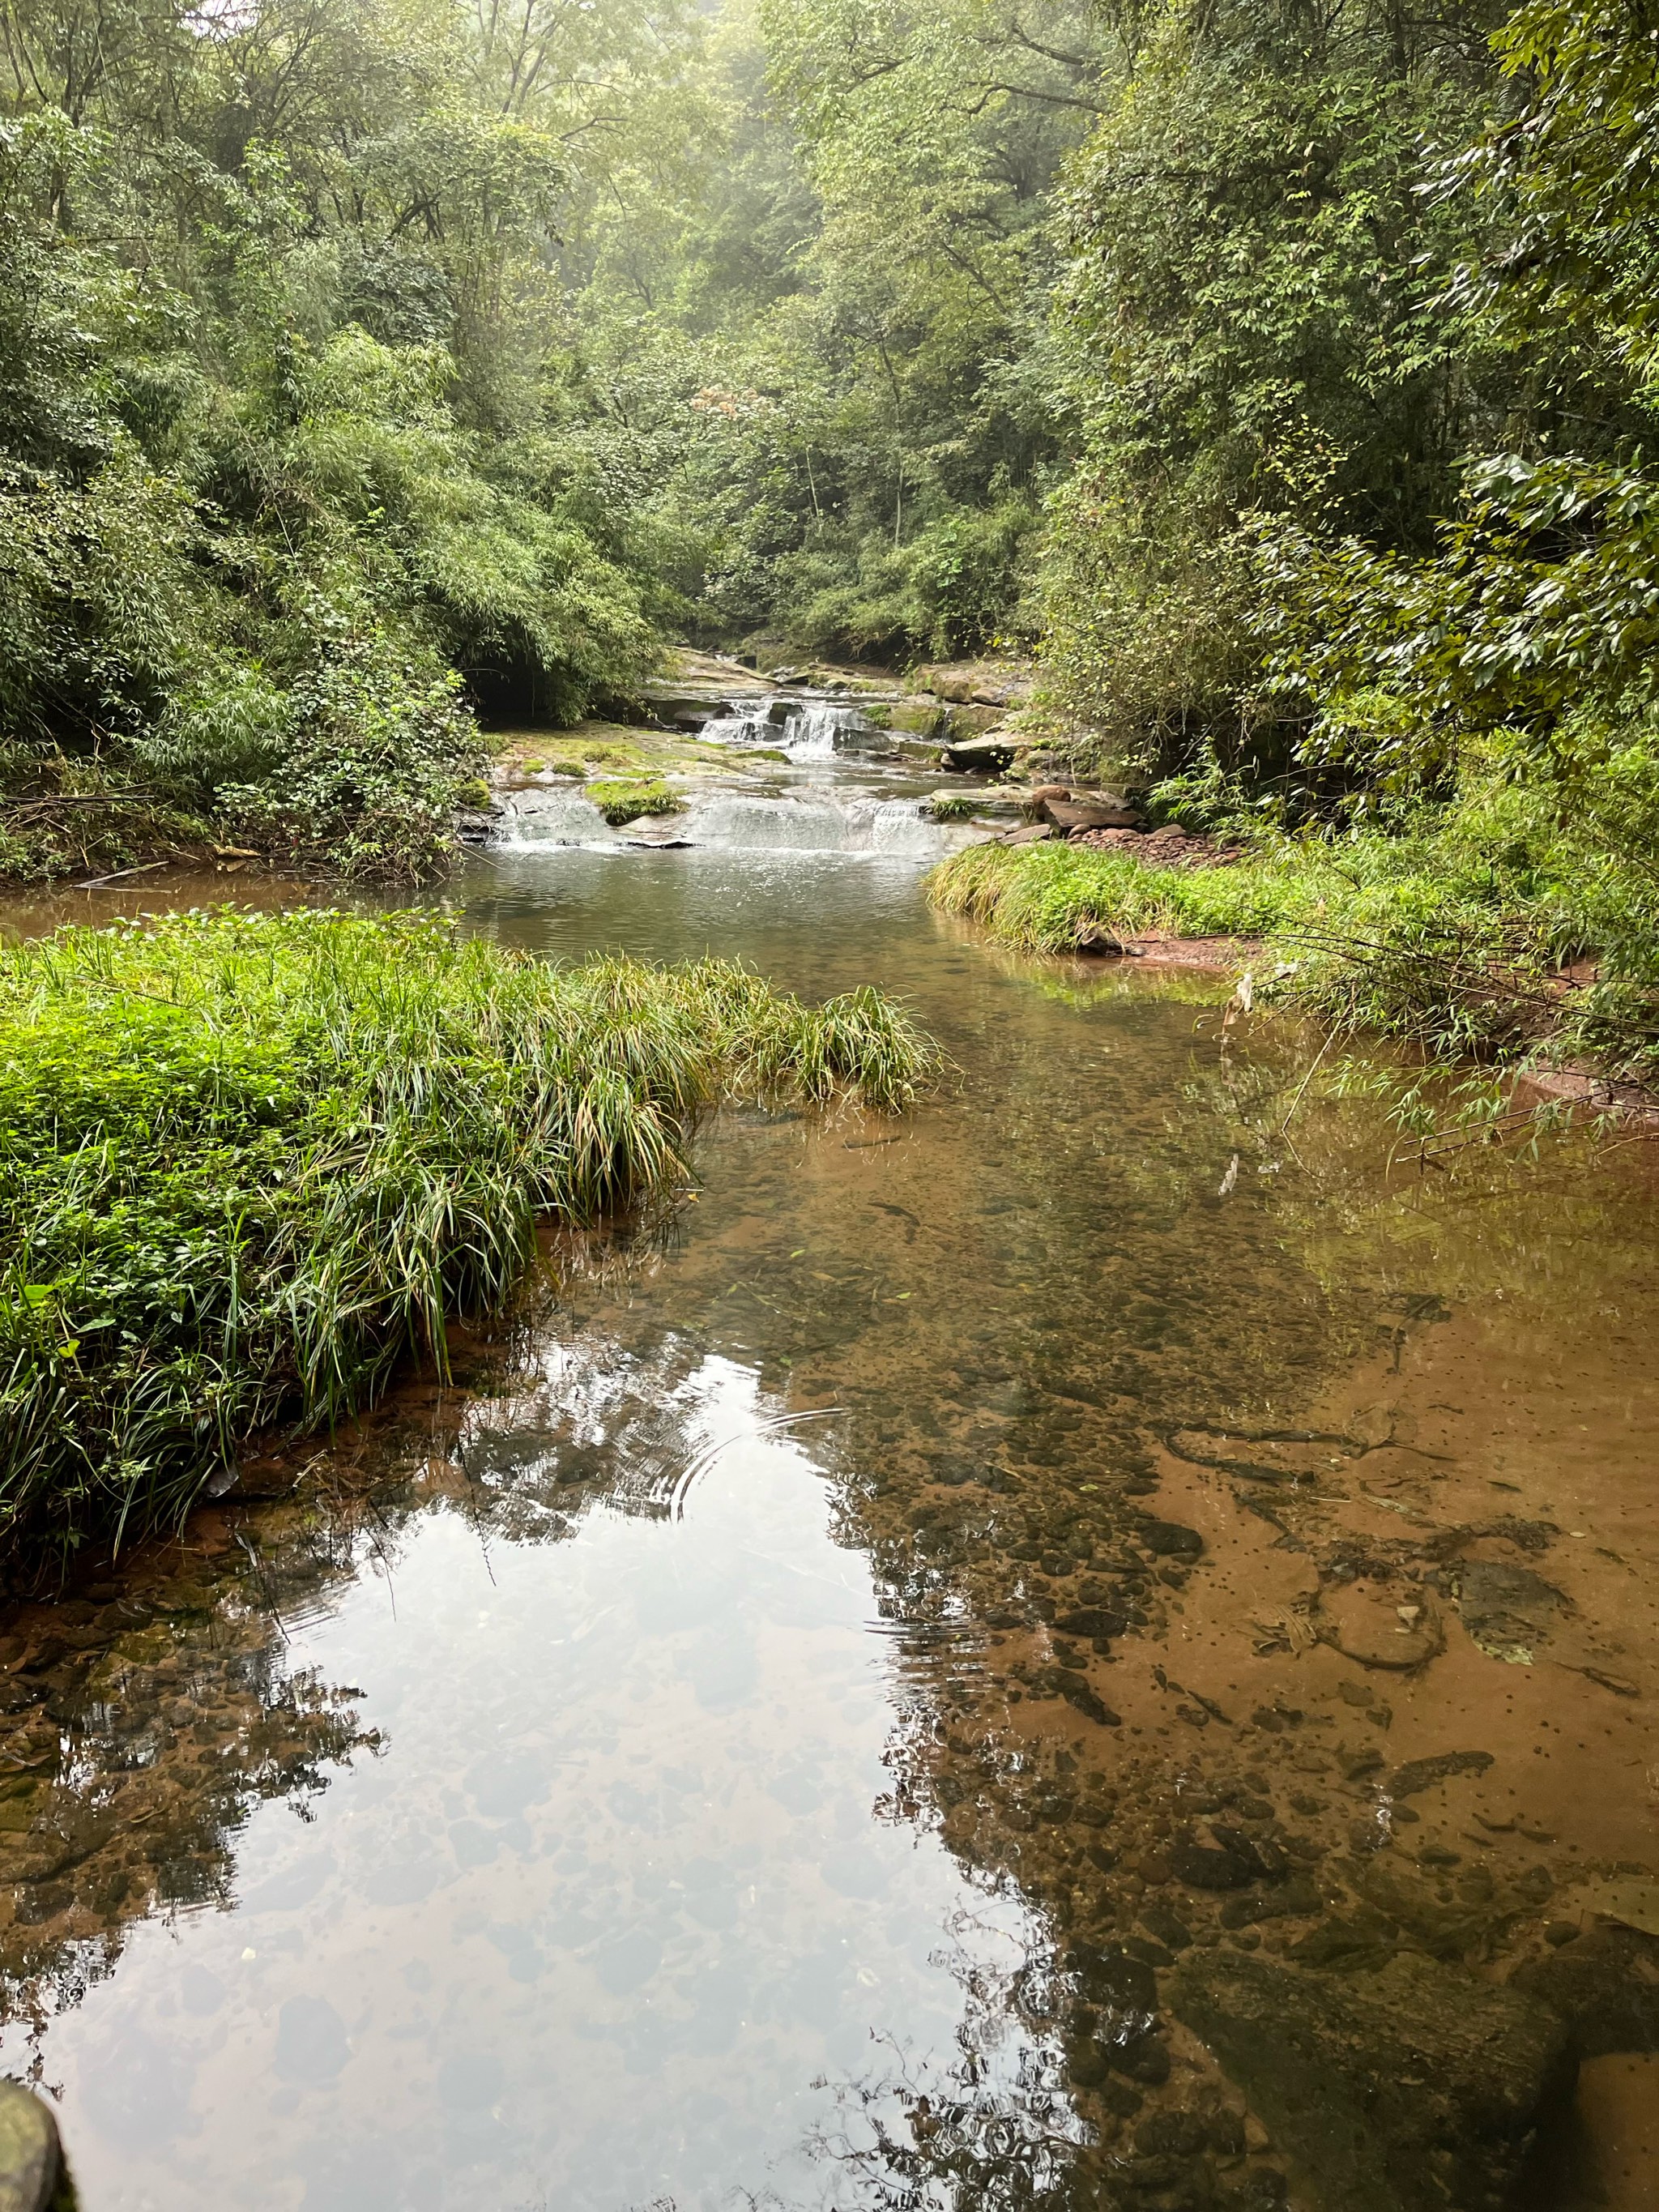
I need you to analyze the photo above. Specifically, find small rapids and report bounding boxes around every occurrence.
[494,784,984,860]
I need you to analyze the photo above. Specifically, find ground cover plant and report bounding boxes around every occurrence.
[0,908,936,1572]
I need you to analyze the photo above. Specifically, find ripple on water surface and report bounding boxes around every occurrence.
[0,845,1657,2212]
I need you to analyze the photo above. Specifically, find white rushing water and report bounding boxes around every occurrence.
[494,784,987,861]
[697,697,878,759]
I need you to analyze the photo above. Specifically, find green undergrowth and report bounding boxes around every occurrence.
[0,908,937,1574]
[930,802,1659,1088]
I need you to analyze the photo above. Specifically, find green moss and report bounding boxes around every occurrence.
[586,777,687,825]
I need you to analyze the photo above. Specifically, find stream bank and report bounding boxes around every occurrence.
[0,842,1653,2212]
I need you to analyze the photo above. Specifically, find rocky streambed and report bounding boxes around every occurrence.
[0,843,1653,2212]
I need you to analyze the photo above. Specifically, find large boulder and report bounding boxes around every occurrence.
[1170,1949,1573,2212]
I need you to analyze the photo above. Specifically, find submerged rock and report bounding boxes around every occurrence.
[1141,1519,1205,1560]
[1171,1949,1574,2212]
[1512,1922,1659,2056]
[1453,1561,1567,1663]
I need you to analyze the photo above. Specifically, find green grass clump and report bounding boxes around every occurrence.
[928,840,1290,949]
[0,909,937,1569]
[586,778,686,826]
[930,794,1659,1085]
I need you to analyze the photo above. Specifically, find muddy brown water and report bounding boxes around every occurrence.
[1,846,1657,2212]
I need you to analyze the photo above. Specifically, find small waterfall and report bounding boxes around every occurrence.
[698,696,878,759]
[697,706,778,748]
[784,703,868,758]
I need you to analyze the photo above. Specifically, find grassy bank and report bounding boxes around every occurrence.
[0,909,936,1572]
[930,813,1659,1091]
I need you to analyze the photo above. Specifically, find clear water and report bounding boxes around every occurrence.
[2,844,1657,2212]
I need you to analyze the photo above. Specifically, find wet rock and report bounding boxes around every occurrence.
[1060,1679,1121,1727]
[1218,1879,1321,1929]
[1067,2036,1113,2090]
[1073,1944,1159,2029]
[1171,1838,1254,1890]
[1355,1860,1493,1961]
[1140,1904,1193,1953]
[1220,2172,1289,2211]
[1120,2150,1195,2191]
[1135,2110,1212,2158]
[1206,2107,1247,2156]
[1388,1750,1494,1799]
[1119,2031,1172,2085]
[1512,1923,1659,2056]
[1056,1605,1126,1639]
[1286,1913,1399,1973]
[1126,1936,1175,1969]
[1339,1744,1387,1787]
[1320,1586,1440,1669]
[1171,1949,1574,2212]
[1141,1520,1205,1560]
[996,822,1054,846]
[1454,1562,1566,1663]
[0,2082,60,2212]
[1099,2078,1145,2118]
[1211,1827,1291,1884]
[941,732,1017,773]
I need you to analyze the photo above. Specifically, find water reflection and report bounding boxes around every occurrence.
[0,1341,1068,2210]
[0,847,1655,2210]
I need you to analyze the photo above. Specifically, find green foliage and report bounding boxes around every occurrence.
[932,710,1659,1083]
[0,0,668,882]
[0,908,938,1566]
[930,839,1287,950]
[1036,0,1503,770]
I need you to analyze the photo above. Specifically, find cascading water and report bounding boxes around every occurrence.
[698,695,877,759]
[495,784,987,860]
[493,684,990,860]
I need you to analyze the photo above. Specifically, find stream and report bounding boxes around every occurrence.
[0,827,1657,2211]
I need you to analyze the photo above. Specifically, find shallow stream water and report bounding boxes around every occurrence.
[1,842,1657,2211]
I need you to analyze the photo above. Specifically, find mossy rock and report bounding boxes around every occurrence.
[585,778,687,826]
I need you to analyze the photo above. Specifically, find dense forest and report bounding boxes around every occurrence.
[2,0,1658,1076]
